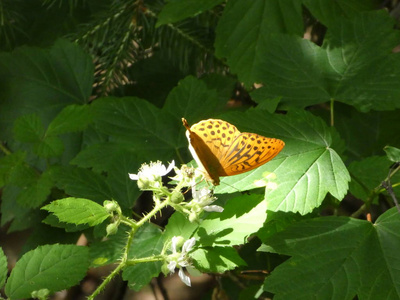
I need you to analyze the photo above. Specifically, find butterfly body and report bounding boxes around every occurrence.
[182,118,285,185]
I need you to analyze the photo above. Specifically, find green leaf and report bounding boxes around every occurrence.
[105,151,141,209]
[46,104,93,136]
[0,152,26,188]
[348,156,400,201]
[34,135,64,157]
[156,0,224,26]
[304,0,379,28]
[90,225,129,267]
[92,97,179,161]
[261,209,400,300]
[13,114,44,143]
[214,110,350,215]
[163,212,199,242]
[215,0,303,86]
[191,247,246,273]
[163,76,221,123]
[16,170,53,208]
[251,34,330,108]
[42,197,109,226]
[252,11,400,112]
[326,105,400,161]
[384,146,400,163]
[71,142,126,173]
[0,186,35,229]
[5,244,89,299]
[194,194,267,247]
[0,39,94,142]
[0,247,7,289]
[122,224,164,291]
[50,165,113,203]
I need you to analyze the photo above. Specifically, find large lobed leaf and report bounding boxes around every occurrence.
[260,208,400,300]
[0,39,93,141]
[251,11,400,112]
[215,109,350,215]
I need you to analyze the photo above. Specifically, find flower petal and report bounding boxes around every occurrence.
[182,237,196,253]
[167,261,177,273]
[178,268,191,287]
[203,205,224,212]
[128,173,139,180]
[165,160,175,174]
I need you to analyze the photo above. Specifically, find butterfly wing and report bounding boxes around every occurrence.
[182,118,285,184]
[183,118,235,185]
[218,132,285,176]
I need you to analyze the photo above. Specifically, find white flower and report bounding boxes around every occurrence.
[166,236,196,287]
[192,187,223,213]
[169,164,197,187]
[129,160,175,190]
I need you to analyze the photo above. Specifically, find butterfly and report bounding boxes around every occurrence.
[182,118,285,185]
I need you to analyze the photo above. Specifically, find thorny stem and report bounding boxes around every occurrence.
[88,196,172,299]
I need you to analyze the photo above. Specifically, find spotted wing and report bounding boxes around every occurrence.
[219,132,285,176]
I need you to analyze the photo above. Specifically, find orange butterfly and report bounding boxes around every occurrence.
[182,118,285,185]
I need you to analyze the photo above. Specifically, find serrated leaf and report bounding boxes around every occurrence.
[0,247,7,289]
[191,247,246,273]
[163,212,199,243]
[194,194,267,247]
[13,114,44,143]
[92,96,178,161]
[122,224,164,291]
[252,11,400,112]
[105,151,141,209]
[328,105,400,161]
[5,244,89,299]
[42,197,109,226]
[50,165,113,203]
[156,0,224,26]
[90,224,129,267]
[215,0,303,86]
[261,209,400,300]
[384,146,400,163]
[17,170,53,208]
[0,186,34,228]
[163,76,222,125]
[34,135,64,157]
[348,156,400,201]
[71,142,127,173]
[46,104,93,136]
[0,152,26,187]
[303,0,378,28]
[214,110,350,215]
[0,39,93,142]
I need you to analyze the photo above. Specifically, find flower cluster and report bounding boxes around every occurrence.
[129,160,175,190]
[162,236,196,286]
[129,161,225,286]
[129,160,223,222]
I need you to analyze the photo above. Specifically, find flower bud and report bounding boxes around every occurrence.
[106,223,118,236]
[170,191,184,204]
[103,200,119,213]
[188,212,199,223]
[161,262,170,276]
[172,236,185,249]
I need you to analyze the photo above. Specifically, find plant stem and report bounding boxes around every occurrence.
[135,198,170,228]
[330,98,334,127]
[87,262,125,300]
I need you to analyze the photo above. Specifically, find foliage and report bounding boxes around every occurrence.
[1,0,400,299]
